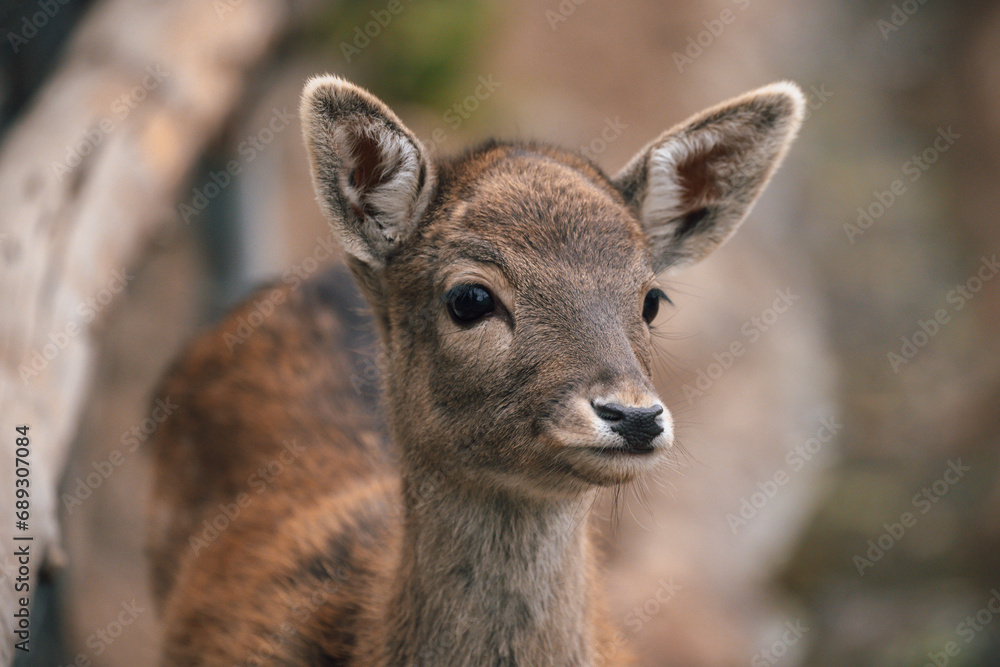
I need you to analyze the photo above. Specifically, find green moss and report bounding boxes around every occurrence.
[301,1,493,107]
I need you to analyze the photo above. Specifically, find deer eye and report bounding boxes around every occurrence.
[446,284,495,323]
[642,288,671,324]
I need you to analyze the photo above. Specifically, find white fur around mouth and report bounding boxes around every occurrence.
[591,444,659,455]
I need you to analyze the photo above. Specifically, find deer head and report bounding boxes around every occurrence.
[300,76,803,499]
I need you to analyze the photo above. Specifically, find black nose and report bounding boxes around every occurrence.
[592,402,664,450]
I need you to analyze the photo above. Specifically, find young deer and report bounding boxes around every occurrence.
[147,76,803,665]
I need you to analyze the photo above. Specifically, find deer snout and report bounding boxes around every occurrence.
[592,400,668,451]
[591,401,664,451]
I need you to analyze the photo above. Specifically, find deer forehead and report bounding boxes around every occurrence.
[411,155,654,294]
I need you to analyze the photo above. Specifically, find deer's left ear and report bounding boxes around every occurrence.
[613,82,805,274]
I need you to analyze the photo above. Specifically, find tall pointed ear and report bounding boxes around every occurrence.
[300,75,435,268]
[613,82,805,274]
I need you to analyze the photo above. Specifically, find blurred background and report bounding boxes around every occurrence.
[1,0,998,665]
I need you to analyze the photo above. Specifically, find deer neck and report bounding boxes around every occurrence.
[378,472,597,666]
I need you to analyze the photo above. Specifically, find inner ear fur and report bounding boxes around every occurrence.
[613,81,805,273]
[300,75,435,269]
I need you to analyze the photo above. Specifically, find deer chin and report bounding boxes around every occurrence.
[586,436,670,484]
[536,430,672,488]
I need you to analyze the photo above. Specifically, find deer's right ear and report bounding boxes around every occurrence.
[300,75,435,268]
